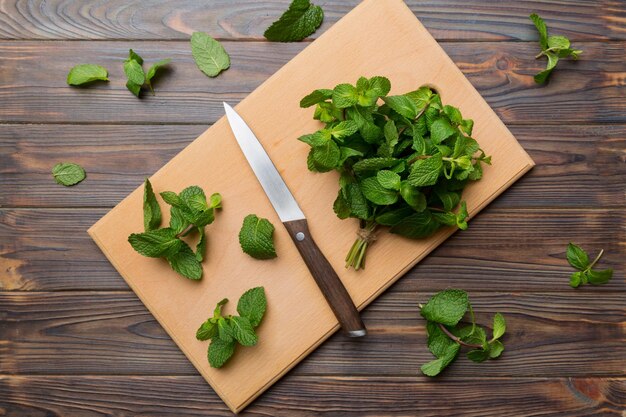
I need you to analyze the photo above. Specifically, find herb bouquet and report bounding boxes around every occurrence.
[298,76,491,269]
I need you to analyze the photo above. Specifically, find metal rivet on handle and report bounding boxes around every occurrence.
[296,232,305,241]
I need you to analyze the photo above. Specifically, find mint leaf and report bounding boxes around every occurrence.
[332,84,358,108]
[587,269,613,285]
[67,64,108,86]
[229,316,258,346]
[529,13,548,49]
[408,154,442,186]
[196,319,218,341]
[491,313,506,340]
[239,214,277,260]
[166,242,203,280]
[236,286,267,327]
[361,177,398,205]
[488,340,504,358]
[566,242,589,270]
[569,271,583,288]
[191,32,230,77]
[128,228,182,258]
[195,227,206,262]
[389,210,440,239]
[455,201,469,230]
[263,0,324,42]
[467,349,490,363]
[123,56,145,97]
[208,337,236,368]
[430,118,457,144]
[145,58,171,93]
[311,140,340,171]
[169,206,188,234]
[421,343,459,376]
[399,182,426,211]
[52,162,86,186]
[300,89,333,108]
[377,170,401,191]
[330,121,358,140]
[420,289,469,326]
[143,179,162,231]
[382,95,418,119]
[352,157,399,173]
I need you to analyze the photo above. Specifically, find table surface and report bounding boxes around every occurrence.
[0,1,624,416]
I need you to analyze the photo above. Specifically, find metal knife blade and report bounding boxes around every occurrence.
[223,102,305,222]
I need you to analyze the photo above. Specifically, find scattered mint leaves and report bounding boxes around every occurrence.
[239,214,277,259]
[66,64,109,86]
[299,77,490,269]
[123,49,171,96]
[529,13,582,84]
[263,0,324,42]
[419,289,506,376]
[191,32,230,77]
[52,162,86,186]
[128,182,221,280]
[196,287,267,368]
[566,243,613,288]
[143,179,162,231]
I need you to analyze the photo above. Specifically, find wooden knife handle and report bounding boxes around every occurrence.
[283,219,366,337]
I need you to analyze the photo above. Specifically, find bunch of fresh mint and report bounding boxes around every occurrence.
[196,287,267,368]
[419,289,506,376]
[128,179,221,280]
[298,77,491,269]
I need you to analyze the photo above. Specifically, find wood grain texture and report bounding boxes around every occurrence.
[1,291,624,377]
[1,208,623,292]
[1,0,624,41]
[1,124,624,208]
[0,375,624,416]
[0,41,624,124]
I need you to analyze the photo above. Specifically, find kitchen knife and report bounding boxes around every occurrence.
[223,102,366,337]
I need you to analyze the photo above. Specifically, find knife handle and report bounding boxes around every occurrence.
[283,219,366,337]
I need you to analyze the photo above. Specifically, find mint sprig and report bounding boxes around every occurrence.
[123,49,171,96]
[263,0,324,42]
[239,214,277,260]
[419,289,506,376]
[529,13,582,84]
[566,243,613,287]
[128,180,221,280]
[196,287,267,368]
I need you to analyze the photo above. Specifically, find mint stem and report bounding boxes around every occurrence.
[437,323,483,349]
[587,249,605,271]
[176,224,195,239]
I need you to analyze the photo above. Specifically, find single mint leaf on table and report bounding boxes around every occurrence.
[143,179,162,231]
[191,32,230,77]
[420,289,469,327]
[491,312,506,341]
[66,64,108,86]
[263,0,324,42]
[529,13,548,49]
[236,287,267,327]
[586,269,613,285]
[566,242,589,270]
[145,58,171,93]
[52,162,86,186]
[239,214,277,260]
[489,340,505,359]
[124,54,145,97]
[208,337,236,368]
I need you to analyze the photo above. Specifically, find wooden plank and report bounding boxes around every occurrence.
[0,0,624,41]
[0,375,624,416]
[1,208,623,292]
[1,124,624,208]
[1,291,624,377]
[0,41,623,124]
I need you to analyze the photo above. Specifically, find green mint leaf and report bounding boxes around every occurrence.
[128,228,183,258]
[459,118,474,135]
[435,188,460,212]
[420,289,469,327]
[208,337,236,368]
[160,191,182,207]
[236,286,267,327]
[399,182,426,211]
[426,321,457,358]
[421,343,460,377]
[332,83,358,108]
[467,348,490,363]
[214,298,228,318]
[569,271,583,288]
[299,131,330,147]
[330,121,358,140]
[300,89,333,108]
[430,118,457,144]
[455,201,469,230]
[566,242,589,270]
[375,207,414,226]
[529,13,548,50]
[361,177,399,205]
[263,0,324,42]
[443,105,462,125]
[143,179,162,231]
[179,186,216,227]
[196,319,218,341]
[377,170,401,191]
[191,32,230,77]
[239,214,277,260]
[66,64,108,86]
[548,35,570,49]
[311,140,340,171]
[123,56,145,97]
[209,193,222,209]
[587,269,613,285]
[229,316,258,346]
[488,340,504,359]
[491,313,506,340]
[369,76,391,97]
[352,157,399,173]
[382,95,418,119]
[128,49,144,65]
[408,154,443,186]
[169,206,189,234]
[195,227,206,262]
[217,317,234,342]
[404,86,433,111]
[145,58,171,93]
[345,183,370,220]
[166,242,203,280]
[460,326,487,347]
[389,210,440,239]
[52,162,86,186]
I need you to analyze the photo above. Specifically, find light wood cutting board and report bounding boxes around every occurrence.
[88,0,534,412]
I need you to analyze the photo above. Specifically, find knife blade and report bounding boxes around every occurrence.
[223,102,366,337]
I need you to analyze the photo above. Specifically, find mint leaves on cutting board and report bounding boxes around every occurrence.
[239,214,277,260]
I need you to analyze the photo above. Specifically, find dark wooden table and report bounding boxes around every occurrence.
[1,1,625,415]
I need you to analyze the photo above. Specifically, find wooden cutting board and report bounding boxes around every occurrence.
[88,0,534,412]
